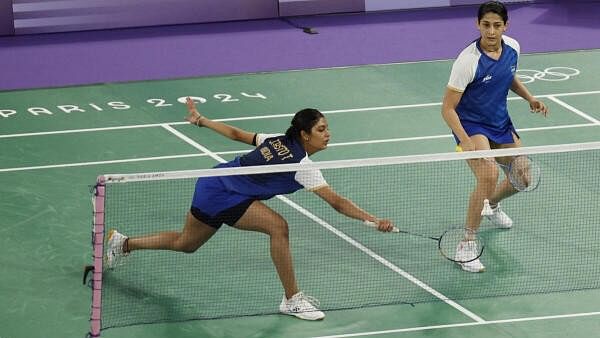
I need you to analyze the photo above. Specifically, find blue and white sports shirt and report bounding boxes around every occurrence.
[448,35,520,134]
[216,133,328,199]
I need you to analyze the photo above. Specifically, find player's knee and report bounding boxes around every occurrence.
[477,163,499,183]
[176,236,201,253]
[180,244,199,253]
[270,218,289,240]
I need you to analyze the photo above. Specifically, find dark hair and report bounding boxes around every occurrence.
[478,1,508,24]
[285,108,324,140]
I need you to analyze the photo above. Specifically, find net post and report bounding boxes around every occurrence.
[89,176,106,337]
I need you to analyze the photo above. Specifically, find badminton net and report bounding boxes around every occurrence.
[87,141,600,336]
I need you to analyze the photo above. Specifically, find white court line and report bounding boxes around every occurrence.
[0,122,185,139]
[274,48,600,73]
[160,124,218,156]
[1,122,597,173]
[0,153,205,172]
[547,96,600,125]
[279,196,485,323]
[160,124,486,324]
[1,89,597,172]
[1,89,599,139]
[326,122,595,147]
[311,310,600,338]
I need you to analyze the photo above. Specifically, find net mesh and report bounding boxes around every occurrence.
[94,142,600,330]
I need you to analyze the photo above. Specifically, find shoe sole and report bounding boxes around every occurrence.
[295,314,324,320]
[457,263,486,273]
[485,217,513,229]
[104,229,118,268]
[107,229,117,242]
[280,310,325,321]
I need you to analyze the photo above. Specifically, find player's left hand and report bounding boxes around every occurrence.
[529,98,548,117]
[185,97,206,126]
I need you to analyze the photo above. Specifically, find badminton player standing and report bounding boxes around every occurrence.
[441,1,548,272]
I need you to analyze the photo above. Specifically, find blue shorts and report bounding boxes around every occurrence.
[453,120,520,145]
[190,177,254,229]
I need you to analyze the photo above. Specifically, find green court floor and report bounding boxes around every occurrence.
[1,49,600,338]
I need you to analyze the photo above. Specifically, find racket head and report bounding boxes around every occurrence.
[508,155,541,192]
[438,228,484,263]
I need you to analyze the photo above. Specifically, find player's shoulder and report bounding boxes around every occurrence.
[454,40,482,64]
[255,133,284,145]
[502,35,520,54]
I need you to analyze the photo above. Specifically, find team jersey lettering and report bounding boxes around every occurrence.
[269,138,294,161]
[260,146,274,161]
[220,133,328,197]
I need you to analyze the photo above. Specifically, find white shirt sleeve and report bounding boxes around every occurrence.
[502,35,521,59]
[294,156,328,191]
[255,133,283,147]
[447,51,479,92]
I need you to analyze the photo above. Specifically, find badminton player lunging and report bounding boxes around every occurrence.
[441,1,548,272]
[105,98,394,320]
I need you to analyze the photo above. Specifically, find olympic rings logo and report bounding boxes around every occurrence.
[516,67,580,83]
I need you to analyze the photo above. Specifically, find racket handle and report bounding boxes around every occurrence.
[363,220,400,233]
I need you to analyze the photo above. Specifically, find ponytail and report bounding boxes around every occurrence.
[285,124,299,139]
[285,108,324,141]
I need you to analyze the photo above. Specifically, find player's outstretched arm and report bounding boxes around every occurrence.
[185,97,256,145]
[313,186,394,232]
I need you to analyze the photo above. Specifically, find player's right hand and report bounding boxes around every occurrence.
[374,219,395,232]
[458,138,475,152]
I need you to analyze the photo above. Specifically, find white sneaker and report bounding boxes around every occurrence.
[484,203,513,229]
[279,292,325,320]
[105,229,128,269]
[456,240,485,273]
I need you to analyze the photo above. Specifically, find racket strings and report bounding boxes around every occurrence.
[508,156,541,192]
